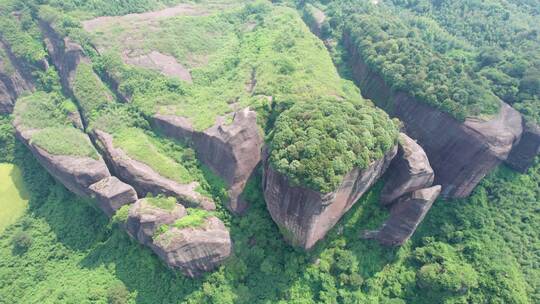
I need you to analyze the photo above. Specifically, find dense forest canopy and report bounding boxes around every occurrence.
[305,0,540,123]
[0,0,538,303]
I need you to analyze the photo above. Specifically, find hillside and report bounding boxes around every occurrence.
[0,0,538,303]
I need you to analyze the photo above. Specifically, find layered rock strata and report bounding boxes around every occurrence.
[263,146,397,250]
[153,108,264,213]
[93,129,216,211]
[380,133,434,205]
[344,32,523,198]
[506,119,540,172]
[364,185,441,246]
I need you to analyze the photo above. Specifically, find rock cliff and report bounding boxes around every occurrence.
[89,176,138,217]
[151,216,232,277]
[344,32,523,198]
[506,119,540,172]
[380,133,434,205]
[0,41,35,114]
[93,129,216,210]
[153,108,264,214]
[364,185,441,246]
[263,146,397,250]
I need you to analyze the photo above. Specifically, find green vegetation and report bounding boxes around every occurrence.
[0,164,28,233]
[146,196,177,212]
[270,98,398,192]
[173,208,212,229]
[72,63,113,120]
[14,91,99,159]
[301,0,540,123]
[31,127,99,159]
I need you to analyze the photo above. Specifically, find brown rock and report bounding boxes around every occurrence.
[506,119,540,172]
[344,31,523,198]
[263,146,397,250]
[153,107,264,214]
[365,185,441,246]
[380,133,434,205]
[126,198,186,246]
[0,41,35,114]
[93,129,216,210]
[89,177,138,217]
[14,127,110,197]
[151,216,232,277]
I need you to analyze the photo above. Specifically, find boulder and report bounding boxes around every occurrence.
[380,133,434,205]
[93,129,216,210]
[344,31,523,198]
[89,177,138,217]
[126,198,186,246]
[506,119,540,172]
[151,216,232,277]
[263,146,397,250]
[153,107,264,214]
[364,185,441,246]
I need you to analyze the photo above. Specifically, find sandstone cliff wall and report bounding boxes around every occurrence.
[263,146,397,250]
[153,109,264,214]
[506,120,540,172]
[0,41,35,114]
[343,32,523,198]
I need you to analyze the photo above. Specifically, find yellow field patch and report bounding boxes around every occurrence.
[0,163,29,233]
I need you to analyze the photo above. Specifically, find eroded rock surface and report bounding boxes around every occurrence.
[153,108,264,213]
[151,216,232,277]
[0,41,35,114]
[126,198,186,246]
[93,129,216,210]
[506,120,540,172]
[380,133,434,205]
[123,50,192,83]
[89,176,138,216]
[344,32,523,198]
[263,146,397,250]
[364,185,441,246]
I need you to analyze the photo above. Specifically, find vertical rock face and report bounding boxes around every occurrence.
[263,146,397,250]
[344,32,523,198]
[153,108,264,214]
[151,216,232,278]
[93,129,216,211]
[89,177,138,217]
[40,21,90,95]
[365,185,441,246]
[0,41,35,114]
[126,199,186,246]
[380,133,434,205]
[506,120,540,172]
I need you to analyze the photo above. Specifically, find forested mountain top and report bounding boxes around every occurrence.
[302,0,540,124]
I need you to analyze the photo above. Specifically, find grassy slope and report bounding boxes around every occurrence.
[0,164,28,233]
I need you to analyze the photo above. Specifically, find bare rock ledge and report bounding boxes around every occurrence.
[380,133,434,205]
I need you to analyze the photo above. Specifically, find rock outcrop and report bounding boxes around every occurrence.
[506,119,540,172]
[380,133,434,205]
[263,146,397,250]
[89,176,138,216]
[151,216,232,277]
[153,108,264,214]
[93,129,216,210]
[344,32,523,198]
[126,198,186,246]
[0,41,34,114]
[364,185,441,246]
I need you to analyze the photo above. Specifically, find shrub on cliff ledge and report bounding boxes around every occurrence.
[269,98,398,193]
